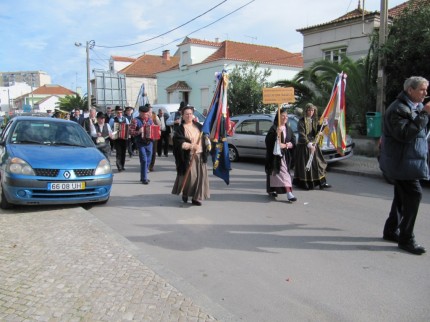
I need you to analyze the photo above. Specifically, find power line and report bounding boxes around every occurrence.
[126,0,256,58]
[95,0,227,49]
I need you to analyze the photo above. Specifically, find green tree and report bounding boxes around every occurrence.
[56,94,87,112]
[228,62,272,115]
[382,2,430,104]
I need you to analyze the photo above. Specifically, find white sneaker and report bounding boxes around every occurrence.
[287,192,297,202]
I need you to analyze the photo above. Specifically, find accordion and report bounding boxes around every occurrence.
[142,125,160,140]
[113,122,129,140]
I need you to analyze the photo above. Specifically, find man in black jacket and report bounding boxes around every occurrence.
[379,76,430,255]
[157,108,171,157]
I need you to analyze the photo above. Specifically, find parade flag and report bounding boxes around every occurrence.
[202,71,231,185]
[135,83,148,108]
[319,72,347,155]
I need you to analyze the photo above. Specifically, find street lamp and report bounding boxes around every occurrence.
[75,40,95,111]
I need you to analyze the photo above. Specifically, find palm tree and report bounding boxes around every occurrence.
[275,56,376,132]
[56,94,87,112]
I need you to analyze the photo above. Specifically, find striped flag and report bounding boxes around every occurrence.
[202,71,231,185]
[319,72,347,155]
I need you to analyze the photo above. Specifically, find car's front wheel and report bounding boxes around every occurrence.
[0,186,13,209]
[228,145,239,162]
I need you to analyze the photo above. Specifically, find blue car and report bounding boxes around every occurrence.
[0,116,113,209]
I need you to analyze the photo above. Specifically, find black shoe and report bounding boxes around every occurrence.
[398,241,426,255]
[182,196,188,203]
[269,192,278,197]
[117,168,122,172]
[191,199,202,206]
[122,168,126,171]
[142,180,149,185]
[320,183,331,190]
[383,233,399,243]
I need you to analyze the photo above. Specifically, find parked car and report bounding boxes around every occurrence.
[227,113,354,163]
[0,116,113,209]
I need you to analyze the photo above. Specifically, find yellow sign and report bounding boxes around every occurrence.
[263,87,295,104]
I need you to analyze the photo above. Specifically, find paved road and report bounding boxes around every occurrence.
[91,154,430,321]
[1,153,429,321]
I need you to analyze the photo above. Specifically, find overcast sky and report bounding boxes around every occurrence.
[0,0,405,93]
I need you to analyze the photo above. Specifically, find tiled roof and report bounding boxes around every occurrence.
[120,54,180,78]
[190,39,303,68]
[389,0,430,18]
[165,81,192,91]
[32,85,75,95]
[111,56,136,63]
[179,37,223,48]
[297,0,429,32]
[297,8,378,32]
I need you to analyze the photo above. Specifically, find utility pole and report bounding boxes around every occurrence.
[376,0,388,116]
[75,40,95,112]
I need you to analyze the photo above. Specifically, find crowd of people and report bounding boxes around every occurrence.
[53,75,430,255]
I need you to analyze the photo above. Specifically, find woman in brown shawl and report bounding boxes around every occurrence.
[171,106,210,206]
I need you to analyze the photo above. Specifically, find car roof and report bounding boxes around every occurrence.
[230,114,274,121]
[10,116,71,123]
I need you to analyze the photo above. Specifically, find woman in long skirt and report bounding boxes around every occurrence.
[293,103,331,190]
[265,108,297,202]
[171,105,210,206]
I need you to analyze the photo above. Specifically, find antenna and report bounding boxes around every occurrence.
[244,35,257,43]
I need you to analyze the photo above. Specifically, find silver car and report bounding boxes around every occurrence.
[227,113,354,163]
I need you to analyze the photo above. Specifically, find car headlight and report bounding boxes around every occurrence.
[95,159,112,175]
[7,157,35,176]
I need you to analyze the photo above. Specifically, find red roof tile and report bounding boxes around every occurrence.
[111,56,136,62]
[119,53,180,78]
[200,40,303,68]
[32,85,75,95]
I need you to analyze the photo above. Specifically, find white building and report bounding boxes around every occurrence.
[156,37,303,112]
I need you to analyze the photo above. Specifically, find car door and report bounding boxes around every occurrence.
[230,119,259,157]
[256,119,273,158]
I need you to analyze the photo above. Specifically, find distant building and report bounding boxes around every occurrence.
[0,71,51,88]
[296,0,425,67]
[116,50,180,107]
[156,37,303,111]
[14,84,75,112]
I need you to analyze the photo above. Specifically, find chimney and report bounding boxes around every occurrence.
[162,50,170,61]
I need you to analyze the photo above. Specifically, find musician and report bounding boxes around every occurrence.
[129,104,154,184]
[124,106,136,158]
[293,103,331,190]
[93,111,113,160]
[109,106,129,172]
[171,105,210,206]
[157,108,171,157]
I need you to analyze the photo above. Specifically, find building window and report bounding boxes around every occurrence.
[323,48,347,64]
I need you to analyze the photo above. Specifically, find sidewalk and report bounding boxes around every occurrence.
[0,154,380,321]
[328,154,382,179]
[0,207,218,321]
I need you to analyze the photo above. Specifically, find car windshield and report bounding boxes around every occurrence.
[10,120,94,147]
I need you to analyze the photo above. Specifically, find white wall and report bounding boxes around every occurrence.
[156,60,301,113]
[0,82,32,112]
[301,18,379,67]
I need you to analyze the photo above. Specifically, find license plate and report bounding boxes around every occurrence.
[48,182,86,191]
